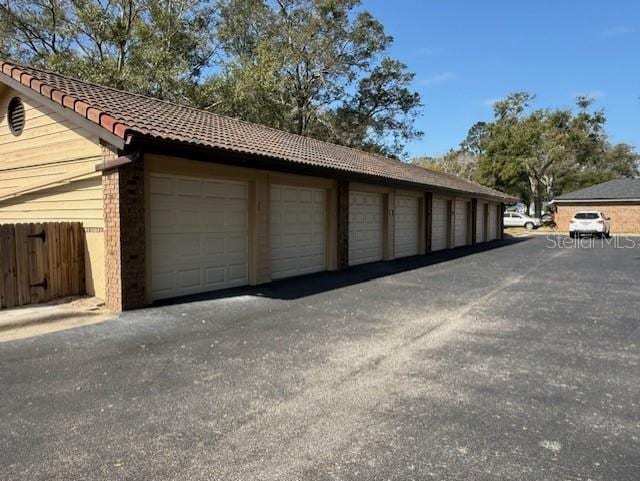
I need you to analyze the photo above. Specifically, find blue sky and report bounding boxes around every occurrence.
[365,0,640,158]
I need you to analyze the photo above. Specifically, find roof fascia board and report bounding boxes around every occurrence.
[0,73,126,151]
[95,152,140,171]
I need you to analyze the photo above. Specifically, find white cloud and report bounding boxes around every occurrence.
[601,26,634,38]
[419,72,457,87]
[571,90,605,100]
[483,98,501,107]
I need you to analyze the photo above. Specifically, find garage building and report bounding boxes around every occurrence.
[0,61,514,311]
[552,179,640,234]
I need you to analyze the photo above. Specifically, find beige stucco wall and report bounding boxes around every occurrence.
[0,85,105,298]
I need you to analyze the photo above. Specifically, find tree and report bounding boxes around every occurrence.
[460,121,489,156]
[209,0,422,156]
[0,0,216,101]
[413,150,478,181]
[1,0,422,157]
[557,142,639,194]
[472,93,638,217]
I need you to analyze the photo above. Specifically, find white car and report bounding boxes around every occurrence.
[569,211,611,238]
[503,212,542,230]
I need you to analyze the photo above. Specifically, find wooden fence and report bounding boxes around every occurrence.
[0,222,85,309]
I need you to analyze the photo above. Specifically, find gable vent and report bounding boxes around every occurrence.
[8,97,25,136]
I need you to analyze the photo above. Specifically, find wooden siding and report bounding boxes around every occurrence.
[0,86,106,299]
[0,86,103,217]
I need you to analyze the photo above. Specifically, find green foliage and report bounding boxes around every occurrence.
[208,0,422,157]
[469,92,638,216]
[0,0,421,156]
[0,0,215,101]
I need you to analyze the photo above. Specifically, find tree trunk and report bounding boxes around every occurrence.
[533,195,542,218]
[528,175,543,218]
[295,100,304,135]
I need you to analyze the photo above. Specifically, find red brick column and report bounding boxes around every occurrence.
[471,198,478,245]
[336,180,350,269]
[425,192,433,253]
[484,203,490,241]
[103,158,146,311]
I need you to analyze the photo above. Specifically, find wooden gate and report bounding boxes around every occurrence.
[0,222,85,309]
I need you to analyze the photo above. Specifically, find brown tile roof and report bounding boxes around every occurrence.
[0,59,515,201]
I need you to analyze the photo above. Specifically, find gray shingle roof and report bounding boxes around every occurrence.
[0,59,516,202]
[554,179,640,201]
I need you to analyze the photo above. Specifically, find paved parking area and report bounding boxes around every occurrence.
[1,236,639,480]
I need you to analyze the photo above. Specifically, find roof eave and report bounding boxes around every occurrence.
[552,198,640,203]
[0,65,127,150]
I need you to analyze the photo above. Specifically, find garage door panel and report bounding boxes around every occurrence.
[150,173,249,300]
[431,197,448,251]
[204,236,226,255]
[476,203,486,243]
[488,204,498,240]
[226,235,247,255]
[177,210,200,229]
[205,267,226,285]
[150,175,173,195]
[349,191,383,265]
[394,195,419,258]
[226,210,248,229]
[178,269,201,289]
[175,178,202,196]
[454,199,469,247]
[227,263,248,282]
[271,185,326,280]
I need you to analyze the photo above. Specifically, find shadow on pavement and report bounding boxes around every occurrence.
[154,238,530,306]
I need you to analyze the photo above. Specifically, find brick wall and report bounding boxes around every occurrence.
[103,158,146,311]
[425,192,433,253]
[555,203,640,234]
[336,180,349,269]
[471,199,478,245]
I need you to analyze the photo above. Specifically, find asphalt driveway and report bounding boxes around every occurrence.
[1,236,639,480]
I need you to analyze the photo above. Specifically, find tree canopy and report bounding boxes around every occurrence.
[0,0,422,157]
[467,93,638,216]
[2,3,637,190]
[412,150,478,181]
[0,0,216,101]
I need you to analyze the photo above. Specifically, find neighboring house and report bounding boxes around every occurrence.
[0,60,515,311]
[551,179,640,234]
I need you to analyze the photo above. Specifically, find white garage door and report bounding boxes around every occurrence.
[349,191,383,265]
[271,185,326,280]
[454,199,469,247]
[431,197,448,252]
[150,174,248,300]
[394,195,419,258]
[488,203,498,240]
[476,202,486,243]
